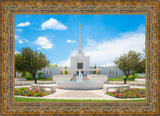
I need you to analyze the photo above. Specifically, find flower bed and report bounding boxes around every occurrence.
[15,87,50,97]
[15,77,23,78]
[107,88,145,99]
[138,77,145,79]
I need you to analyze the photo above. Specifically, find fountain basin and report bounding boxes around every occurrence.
[56,81,104,90]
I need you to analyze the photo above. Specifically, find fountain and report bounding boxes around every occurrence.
[56,70,104,90]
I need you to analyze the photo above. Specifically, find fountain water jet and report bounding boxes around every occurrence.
[77,70,83,82]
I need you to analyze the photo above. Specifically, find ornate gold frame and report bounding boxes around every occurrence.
[0,0,159,115]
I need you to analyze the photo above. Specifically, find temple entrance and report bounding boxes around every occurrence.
[77,63,83,69]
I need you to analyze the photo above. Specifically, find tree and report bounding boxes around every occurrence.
[135,49,145,73]
[15,47,50,84]
[135,58,145,73]
[114,50,142,84]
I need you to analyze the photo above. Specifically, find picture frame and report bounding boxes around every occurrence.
[0,0,159,115]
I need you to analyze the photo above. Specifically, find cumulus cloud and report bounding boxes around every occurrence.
[15,51,20,54]
[18,40,23,44]
[58,25,145,67]
[35,36,53,49]
[16,21,31,27]
[58,58,70,67]
[41,18,67,30]
[84,32,145,66]
[23,39,29,43]
[66,39,76,43]
[15,35,29,44]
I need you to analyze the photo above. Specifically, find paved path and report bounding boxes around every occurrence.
[42,89,119,100]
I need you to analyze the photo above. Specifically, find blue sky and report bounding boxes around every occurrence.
[15,15,145,66]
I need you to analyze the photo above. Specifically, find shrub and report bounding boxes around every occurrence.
[36,77,53,81]
[64,71,68,74]
[22,72,33,80]
[64,66,68,74]
[37,72,44,78]
[128,73,141,80]
[128,74,136,81]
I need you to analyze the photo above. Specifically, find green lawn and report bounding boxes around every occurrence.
[15,97,146,102]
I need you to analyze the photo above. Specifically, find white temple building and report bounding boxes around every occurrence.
[36,24,123,77]
[70,24,90,75]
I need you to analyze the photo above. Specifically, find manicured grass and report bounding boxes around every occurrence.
[107,78,134,81]
[26,79,53,81]
[15,97,146,102]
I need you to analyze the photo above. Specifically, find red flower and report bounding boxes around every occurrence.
[32,93,34,95]
[131,93,134,96]
[121,95,124,96]
[115,94,118,96]
[136,94,139,96]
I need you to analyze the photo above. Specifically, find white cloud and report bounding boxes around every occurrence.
[15,51,20,54]
[58,25,145,67]
[23,39,29,43]
[15,35,18,39]
[58,58,70,67]
[84,32,145,66]
[35,36,53,49]
[66,39,76,43]
[15,35,29,44]
[41,18,67,30]
[16,21,30,27]
[137,24,145,33]
[37,47,41,50]
[18,40,23,44]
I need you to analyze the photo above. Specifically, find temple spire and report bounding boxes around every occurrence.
[77,23,83,55]
[79,23,81,47]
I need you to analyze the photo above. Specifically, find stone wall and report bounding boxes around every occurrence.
[87,74,108,82]
[98,66,123,77]
[38,66,61,75]
[53,74,73,81]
